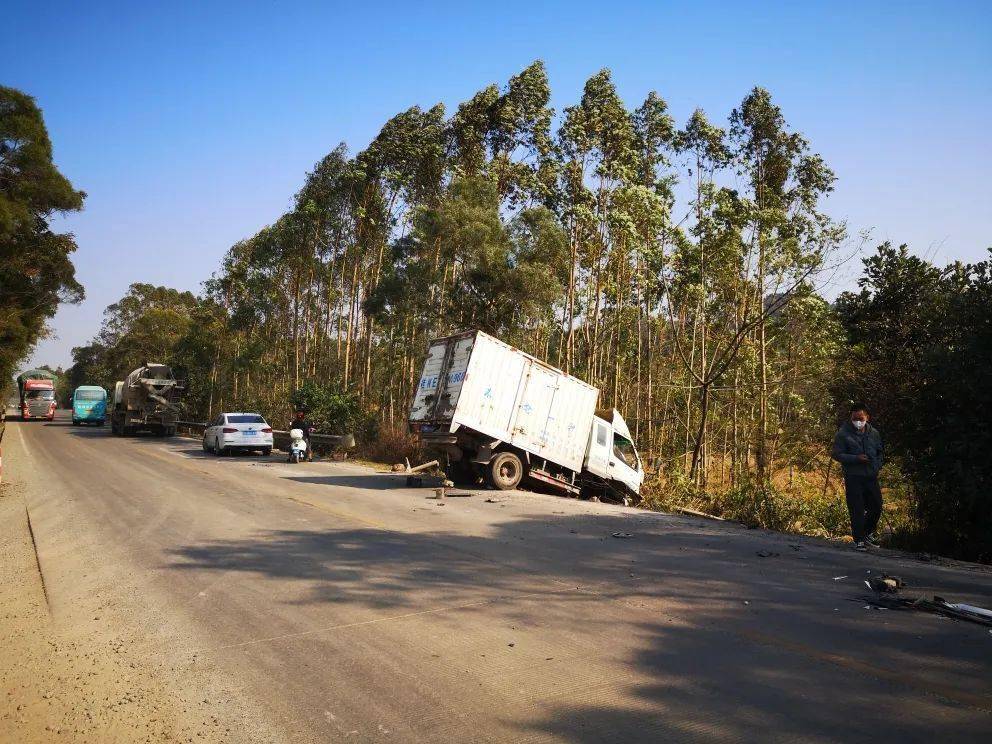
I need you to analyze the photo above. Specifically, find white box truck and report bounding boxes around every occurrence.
[409,330,644,502]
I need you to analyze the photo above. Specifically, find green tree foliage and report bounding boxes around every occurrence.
[835,244,992,561]
[0,86,84,387]
[67,283,200,391]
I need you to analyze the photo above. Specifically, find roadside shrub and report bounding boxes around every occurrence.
[360,423,423,465]
[291,382,379,442]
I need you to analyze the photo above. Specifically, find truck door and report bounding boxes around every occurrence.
[607,430,644,494]
[584,418,612,479]
[510,363,559,455]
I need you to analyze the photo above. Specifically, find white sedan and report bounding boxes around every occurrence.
[202,413,273,456]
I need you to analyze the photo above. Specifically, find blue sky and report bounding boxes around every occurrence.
[4,0,990,369]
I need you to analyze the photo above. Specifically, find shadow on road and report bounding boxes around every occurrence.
[165,507,992,742]
[282,474,407,490]
[64,426,112,438]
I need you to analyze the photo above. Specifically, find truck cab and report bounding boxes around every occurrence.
[21,380,56,420]
[584,409,644,498]
[72,385,107,426]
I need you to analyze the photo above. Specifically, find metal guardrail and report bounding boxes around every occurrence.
[175,420,356,452]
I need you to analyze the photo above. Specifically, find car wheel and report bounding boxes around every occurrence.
[202,438,209,452]
[262,447,271,456]
[213,439,223,456]
[488,451,525,490]
[72,419,79,426]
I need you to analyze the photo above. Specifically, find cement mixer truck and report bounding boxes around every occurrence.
[110,363,183,437]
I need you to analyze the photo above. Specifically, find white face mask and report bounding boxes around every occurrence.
[852,420,866,430]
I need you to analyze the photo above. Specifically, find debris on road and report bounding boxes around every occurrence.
[865,575,905,593]
[405,458,440,475]
[484,497,506,503]
[755,550,780,558]
[675,506,726,521]
[611,532,633,539]
[865,594,992,627]
[946,603,992,622]
[833,575,848,581]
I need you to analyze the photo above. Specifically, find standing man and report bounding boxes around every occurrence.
[831,404,884,551]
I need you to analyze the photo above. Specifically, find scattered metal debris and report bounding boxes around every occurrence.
[406,459,439,475]
[947,603,992,621]
[866,594,992,627]
[833,575,848,581]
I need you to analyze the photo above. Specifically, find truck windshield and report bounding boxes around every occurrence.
[227,414,266,424]
[26,390,55,400]
[75,390,105,401]
[612,433,639,470]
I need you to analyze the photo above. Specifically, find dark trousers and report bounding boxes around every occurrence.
[844,474,882,542]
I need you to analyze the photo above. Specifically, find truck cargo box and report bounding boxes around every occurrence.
[410,330,599,473]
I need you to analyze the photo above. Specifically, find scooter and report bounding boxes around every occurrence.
[288,428,308,463]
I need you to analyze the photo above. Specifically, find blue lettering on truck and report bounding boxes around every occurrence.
[419,370,466,391]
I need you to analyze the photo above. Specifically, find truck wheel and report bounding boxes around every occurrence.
[488,452,524,490]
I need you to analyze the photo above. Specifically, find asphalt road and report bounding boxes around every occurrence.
[4,410,992,743]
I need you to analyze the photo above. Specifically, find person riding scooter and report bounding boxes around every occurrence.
[288,410,315,462]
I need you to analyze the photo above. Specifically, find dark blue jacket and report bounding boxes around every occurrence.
[831,421,884,477]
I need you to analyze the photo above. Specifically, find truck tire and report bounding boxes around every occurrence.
[488,451,524,490]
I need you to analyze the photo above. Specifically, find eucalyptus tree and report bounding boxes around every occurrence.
[729,87,844,478]
[558,69,638,380]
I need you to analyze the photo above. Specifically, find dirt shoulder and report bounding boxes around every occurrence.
[0,445,262,743]
[1,480,183,742]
